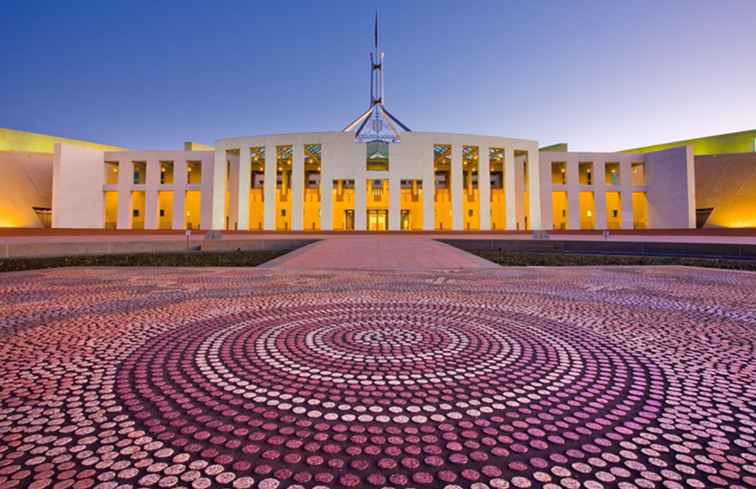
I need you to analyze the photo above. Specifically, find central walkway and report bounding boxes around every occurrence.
[263,236,499,270]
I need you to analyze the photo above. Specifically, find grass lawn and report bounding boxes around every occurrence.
[0,250,289,273]
[469,250,756,271]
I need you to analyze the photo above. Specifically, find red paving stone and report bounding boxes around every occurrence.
[264,236,499,270]
[1,265,755,489]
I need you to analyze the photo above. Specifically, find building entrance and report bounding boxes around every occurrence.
[400,210,411,231]
[367,209,388,231]
[344,210,355,231]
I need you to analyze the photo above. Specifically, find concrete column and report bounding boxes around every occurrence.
[227,152,240,230]
[172,190,186,230]
[514,153,526,229]
[172,160,186,230]
[566,158,580,230]
[200,156,215,230]
[237,147,251,230]
[354,176,367,231]
[478,145,491,231]
[422,144,435,230]
[263,144,277,230]
[451,145,463,230]
[620,160,634,229]
[527,149,546,230]
[594,160,607,230]
[210,149,227,230]
[504,148,517,230]
[389,177,401,231]
[143,160,159,230]
[145,191,158,230]
[116,160,132,229]
[319,144,332,231]
[292,144,305,231]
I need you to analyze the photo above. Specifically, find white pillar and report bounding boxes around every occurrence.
[116,160,132,229]
[292,144,305,231]
[172,160,186,230]
[594,160,607,230]
[144,160,159,230]
[263,144,277,230]
[422,144,435,230]
[319,144,332,231]
[620,159,634,229]
[145,191,158,230]
[479,145,491,231]
[389,177,401,231]
[210,149,227,230]
[566,158,580,230]
[451,145,463,230]
[514,152,526,229]
[227,153,240,230]
[172,191,185,230]
[354,176,367,231]
[237,147,251,230]
[527,149,545,230]
[504,148,517,230]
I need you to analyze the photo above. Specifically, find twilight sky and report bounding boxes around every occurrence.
[1,0,754,151]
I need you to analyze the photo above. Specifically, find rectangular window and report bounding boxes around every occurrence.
[133,162,146,184]
[605,162,620,185]
[187,161,202,184]
[366,141,389,171]
[551,162,566,185]
[160,162,174,185]
[105,162,119,185]
[579,162,593,185]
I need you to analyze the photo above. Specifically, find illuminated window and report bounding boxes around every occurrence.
[551,162,566,185]
[366,141,389,171]
[579,162,593,185]
[605,163,620,185]
[105,162,119,184]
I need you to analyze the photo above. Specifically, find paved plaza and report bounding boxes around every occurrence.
[1,239,755,489]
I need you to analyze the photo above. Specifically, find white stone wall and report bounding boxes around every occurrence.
[539,151,649,230]
[645,145,696,229]
[52,144,105,228]
[216,131,539,231]
[51,134,695,231]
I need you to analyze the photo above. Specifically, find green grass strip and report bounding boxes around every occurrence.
[0,250,289,273]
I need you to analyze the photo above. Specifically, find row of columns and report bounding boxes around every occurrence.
[218,144,541,231]
[113,159,201,230]
[557,157,638,230]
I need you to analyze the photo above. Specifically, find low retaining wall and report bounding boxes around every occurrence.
[1,239,317,259]
[440,239,756,260]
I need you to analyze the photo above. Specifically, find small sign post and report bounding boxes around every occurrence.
[185,229,192,251]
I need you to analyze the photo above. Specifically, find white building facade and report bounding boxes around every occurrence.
[51,134,695,232]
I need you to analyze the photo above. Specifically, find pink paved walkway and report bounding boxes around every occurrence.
[263,236,499,270]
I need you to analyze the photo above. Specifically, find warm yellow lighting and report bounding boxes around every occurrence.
[186,211,191,217]
[587,210,592,217]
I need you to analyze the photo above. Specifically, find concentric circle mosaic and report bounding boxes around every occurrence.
[1,266,755,489]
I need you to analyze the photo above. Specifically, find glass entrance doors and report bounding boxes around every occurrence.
[367,209,388,231]
[400,210,411,231]
[344,210,355,231]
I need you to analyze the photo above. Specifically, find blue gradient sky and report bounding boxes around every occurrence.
[2,0,754,151]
